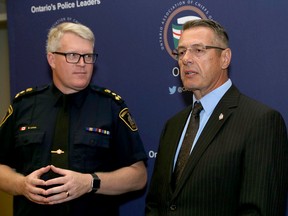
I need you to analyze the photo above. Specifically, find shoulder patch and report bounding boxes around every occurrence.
[14,85,49,101]
[119,108,138,131]
[91,86,123,104]
[0,105,13,127]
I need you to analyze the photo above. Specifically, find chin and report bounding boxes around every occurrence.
[73,82,90,90]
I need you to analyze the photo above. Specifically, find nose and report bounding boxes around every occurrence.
[181,51,193,65]
[77,56,86,65]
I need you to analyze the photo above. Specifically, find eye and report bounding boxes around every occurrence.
[191,46,206,57]
[67,53,79,59]
[178,49,186,56]
[85,54,93,59]
[195,48,204,53]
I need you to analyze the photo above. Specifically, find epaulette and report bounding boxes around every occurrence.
[13,85,49,101]
[91,85,124,104]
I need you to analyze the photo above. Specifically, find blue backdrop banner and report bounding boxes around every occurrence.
[6,1,288,215]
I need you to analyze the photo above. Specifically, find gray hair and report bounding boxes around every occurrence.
[183,19,229,47]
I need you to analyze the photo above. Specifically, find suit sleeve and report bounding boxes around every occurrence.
[145,122,169,216]
[238,109,288,215]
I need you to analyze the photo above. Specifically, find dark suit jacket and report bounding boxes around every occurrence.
[146,85,288,216]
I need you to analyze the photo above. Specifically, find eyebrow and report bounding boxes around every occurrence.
[177,43,204,49]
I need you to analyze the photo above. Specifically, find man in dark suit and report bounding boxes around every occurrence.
[146,19,288,215]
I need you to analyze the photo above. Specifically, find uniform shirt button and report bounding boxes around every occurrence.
[170,204,177,211]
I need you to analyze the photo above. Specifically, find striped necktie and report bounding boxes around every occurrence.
[173,102,203,188]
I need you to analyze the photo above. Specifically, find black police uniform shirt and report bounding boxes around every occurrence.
[0,84,147,216]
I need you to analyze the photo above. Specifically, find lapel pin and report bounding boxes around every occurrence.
[219,113,224,120]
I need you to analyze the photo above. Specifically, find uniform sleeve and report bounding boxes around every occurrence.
[111,101,147,168]
[0,104,17,167]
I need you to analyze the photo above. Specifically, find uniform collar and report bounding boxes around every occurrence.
[51,84,89,108]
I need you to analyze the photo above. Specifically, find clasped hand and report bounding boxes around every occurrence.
[22,165,91,205]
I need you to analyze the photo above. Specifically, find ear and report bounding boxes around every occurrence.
[47,52,56,69]
[221,48,232,69]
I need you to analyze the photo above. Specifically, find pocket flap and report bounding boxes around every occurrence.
[15,131,45,147]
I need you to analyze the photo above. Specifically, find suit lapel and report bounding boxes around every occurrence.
[172,85,240,196]
[166,107,192,190]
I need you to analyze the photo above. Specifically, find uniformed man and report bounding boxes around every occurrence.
[0,22,147,216]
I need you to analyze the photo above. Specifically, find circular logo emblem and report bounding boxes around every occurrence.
[159,2,213,59]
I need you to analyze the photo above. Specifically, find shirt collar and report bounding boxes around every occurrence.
[193,79,232,115]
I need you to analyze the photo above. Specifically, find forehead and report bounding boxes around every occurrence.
[60,32,93,51]
[178,27,215,47]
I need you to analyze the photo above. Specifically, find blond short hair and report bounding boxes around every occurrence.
[46,22,95,53]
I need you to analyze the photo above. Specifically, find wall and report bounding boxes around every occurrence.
[3,1,288,215]
[0,18,13,216]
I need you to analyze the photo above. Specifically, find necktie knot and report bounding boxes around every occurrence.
[192,102,203,117]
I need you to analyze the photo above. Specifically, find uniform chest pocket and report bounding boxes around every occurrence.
[15,131,45,164]
[72,131,112,172]
[73,131,111,148]
[15,131,45,146]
